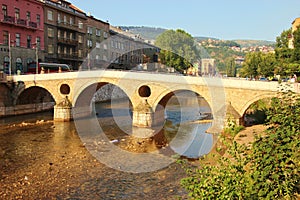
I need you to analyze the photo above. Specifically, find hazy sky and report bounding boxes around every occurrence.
[69,0,300,41]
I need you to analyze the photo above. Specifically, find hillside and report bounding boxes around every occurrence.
[120,26,275,47]
[119,26,166,40]
[232,39,275,47]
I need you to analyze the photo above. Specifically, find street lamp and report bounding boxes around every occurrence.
[8,33,12,76]
[34,37,39,74]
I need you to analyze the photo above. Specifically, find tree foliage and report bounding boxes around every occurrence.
[180,90,300,199]
[240,28,300,79]
[155,29,200,72]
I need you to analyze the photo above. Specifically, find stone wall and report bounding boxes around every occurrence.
[93,84,127,102]
[0,102,54,117]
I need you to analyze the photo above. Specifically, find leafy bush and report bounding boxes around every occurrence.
[180,91,300,199]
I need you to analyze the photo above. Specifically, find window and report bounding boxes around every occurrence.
[36,37,40,49]
[70,17,73,25]
[70,32,73,40]
[57,13,61,23]
[26,11,31,21]
[103,44,107,49]
[2,5,7,16]
[15,33,20,47]
[78,35,83,43]
[78,49,82,57]
[27,35,31,48]
[57,46,61,54]
[87,26,93,34]
[96,29,101,36]
[63,15,67,24]
[48,27,54,37]
[15,8,20,19]
[47,10,53,21]
[57,30,61,38]
[36,14,40,25]
[111,41,114,48]
[96,42,100,48]
[87,39,92,47]
[78,20,83,29]
[3,31,8,45]
[103,31,108,38]
[48,44,53,54]
[96,55,100,60]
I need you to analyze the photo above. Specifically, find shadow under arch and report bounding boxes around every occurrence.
[16,86,55,105]
[0,83,13,106]
[242,96,273,126]
[239,92,275,119]
[73,82,133,128]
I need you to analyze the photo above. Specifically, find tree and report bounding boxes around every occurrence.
[225,57,236,77]
[240,52,261,78]
[155,29,200,72]
[258,53,276,77]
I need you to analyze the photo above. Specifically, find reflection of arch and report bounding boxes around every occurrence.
[16,86,55,105]
[239,92,275,117]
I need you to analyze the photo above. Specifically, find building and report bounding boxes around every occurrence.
[0,0,44,74]
[107,26,158,70]
[82,14,110,70]
[288,17,300,49]
[43,0,87,70]
[200,58,216,76]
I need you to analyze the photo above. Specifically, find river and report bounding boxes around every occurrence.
[0,92,214,199]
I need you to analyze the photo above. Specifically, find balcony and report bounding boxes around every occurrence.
[57,53,79,60]
[0,15,38,30]
[57,21,78,31]
[57,38,78,46]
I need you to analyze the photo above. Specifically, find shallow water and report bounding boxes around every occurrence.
[0,93,214,199]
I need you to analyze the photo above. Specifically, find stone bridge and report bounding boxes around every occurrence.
[7,70,299,132]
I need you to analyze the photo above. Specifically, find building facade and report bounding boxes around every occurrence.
[0,0,44,74]
[200,58,216,76]
[82,15,110,70]
[43,0,87,70]
[289,17,300,49]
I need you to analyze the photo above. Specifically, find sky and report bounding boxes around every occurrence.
[69,0,300,41]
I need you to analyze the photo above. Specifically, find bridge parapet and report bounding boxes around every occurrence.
[6,71,299,126]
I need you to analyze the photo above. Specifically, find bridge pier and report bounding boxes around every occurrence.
[132,98,154,127]
[54,96,73,121]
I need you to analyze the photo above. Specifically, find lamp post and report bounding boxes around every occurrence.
[8,33,12,76]
[35,38,39,74]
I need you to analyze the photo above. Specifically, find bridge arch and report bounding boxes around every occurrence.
[239,92,276,118]
[152,85,212,111]
[16,86,55,105]
[73,80,133,108]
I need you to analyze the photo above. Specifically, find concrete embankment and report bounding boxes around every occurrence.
[0,102,54,117]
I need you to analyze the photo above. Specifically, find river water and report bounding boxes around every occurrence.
[0,92,214,199]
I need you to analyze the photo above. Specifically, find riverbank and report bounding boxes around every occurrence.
[0,120,190,199]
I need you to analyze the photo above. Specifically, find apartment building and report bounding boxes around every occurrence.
[0,0,44,74]
[82,14,109,70]
[43,0,87,70]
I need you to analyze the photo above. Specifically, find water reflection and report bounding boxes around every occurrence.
[93,91,214,159]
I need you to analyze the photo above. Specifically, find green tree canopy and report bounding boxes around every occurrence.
[155,29,200,72]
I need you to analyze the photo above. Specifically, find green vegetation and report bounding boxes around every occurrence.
[205,46,245,75]
[179,90,300,199]
[155,29,200,72]
[240,28,300,80]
